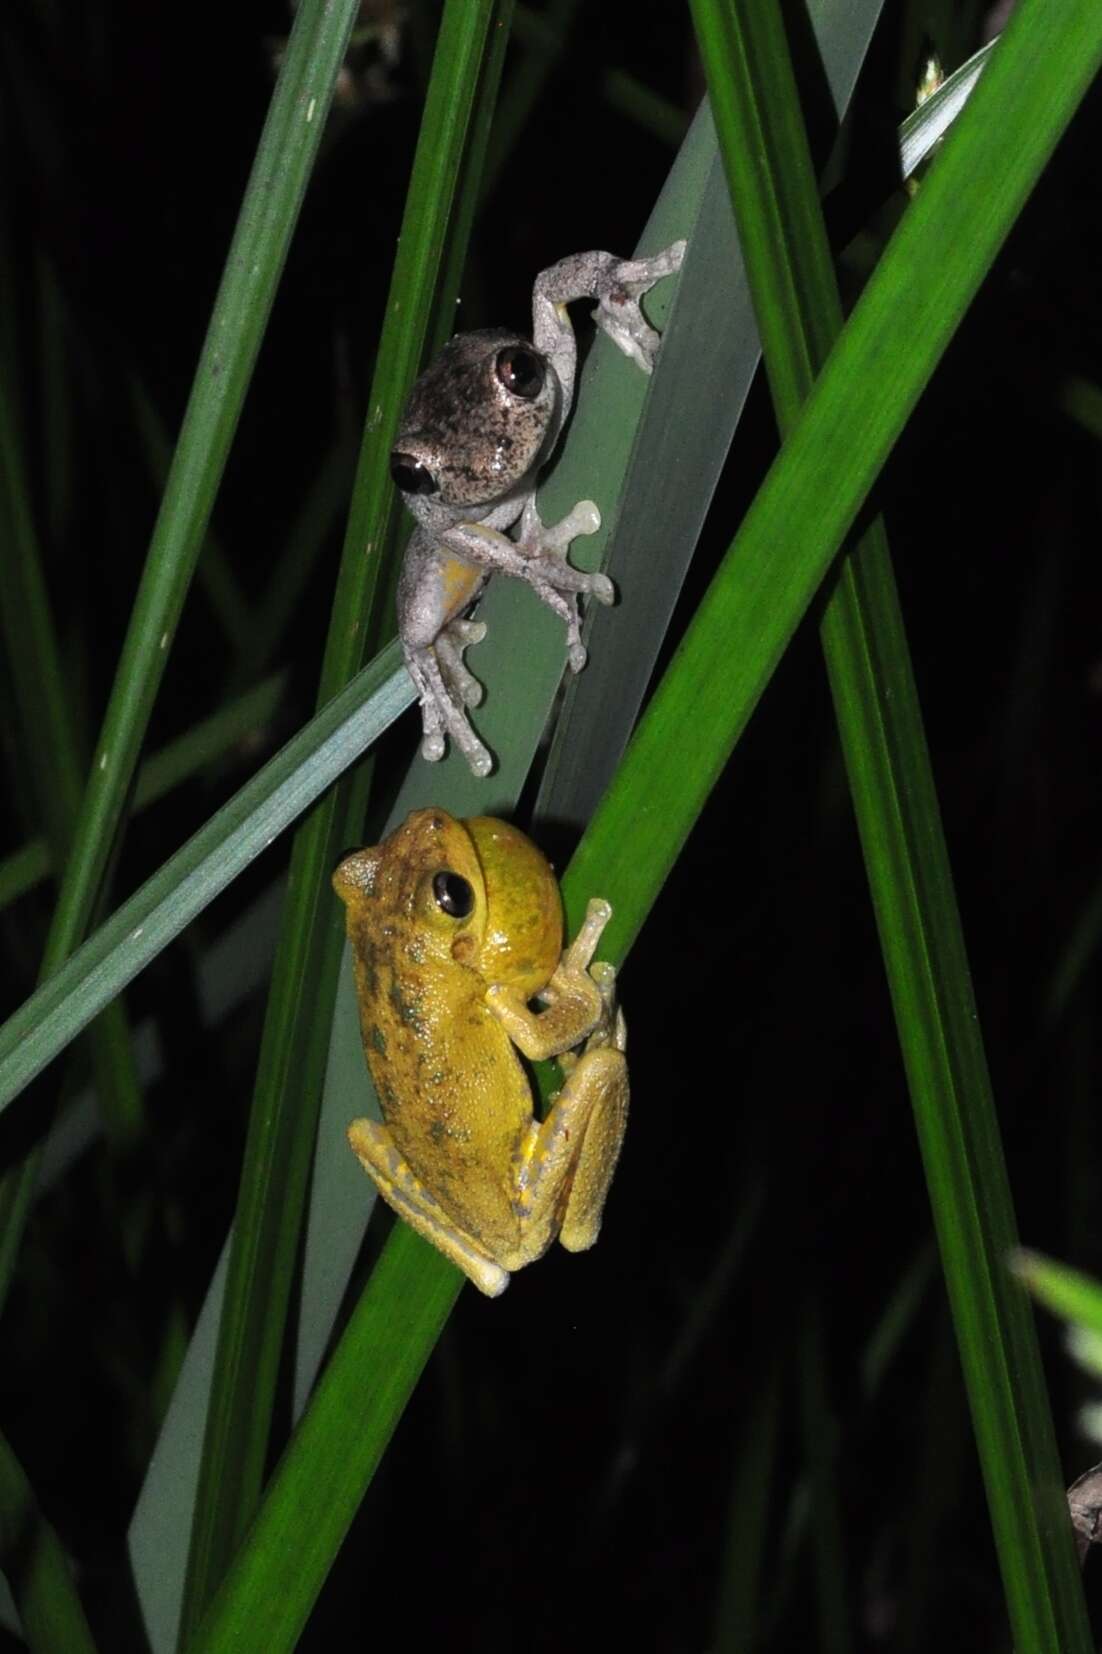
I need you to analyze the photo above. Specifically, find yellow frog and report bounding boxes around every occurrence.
[333,808,628,1296]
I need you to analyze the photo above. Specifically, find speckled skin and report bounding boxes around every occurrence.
[392,242,687,777]
[334,809,629,1297]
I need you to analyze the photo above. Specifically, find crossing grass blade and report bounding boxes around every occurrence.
[0,647,413,1114]
[560,0,1102,957]
[0,675,287,912]
[689,0,1091,1647]
[0,0,364,1353]
[0,1428,98,1654]
[36,0,362,978]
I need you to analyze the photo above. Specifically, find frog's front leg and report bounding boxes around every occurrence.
[488,897,615,1056]
[445,502,612,675]
[507,947,629,1262]
[347,1116,509,1297]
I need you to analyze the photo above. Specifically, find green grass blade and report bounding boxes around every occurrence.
[1014,1252,1102,1338]
[37,0,360,979]
[898,38,996,178]
[0,297,145,1253]
[177,5,516,1636]
[188,1233,458,1654]
[0,1428,98,1654]
[223,435,359,696]
[0,647,413,1112]
[1044,868,1102,1026]
[0,842,49,912]
[0,0,364,1322]
[0,675,286,913]
[797,1306,851,1654]
[562,0,1102,958]
[690,2,1090,1645]
[128,375,251,650]
[0,377,83,851]
[712,1358,780,1651]
[483,0,583,197]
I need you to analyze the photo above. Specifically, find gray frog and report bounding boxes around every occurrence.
[391,242,686,777]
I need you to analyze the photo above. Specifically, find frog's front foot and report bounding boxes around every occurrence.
[591,240,687,373]
[514,496,613,672]
[404,617,492,777]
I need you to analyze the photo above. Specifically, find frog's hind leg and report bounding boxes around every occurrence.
[401,639,493,778]
[348,1117,509,1297]
[558,1001,628,1253]
[512,1035,629,1265]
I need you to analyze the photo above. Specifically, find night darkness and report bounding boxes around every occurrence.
[1,3,1101,1650]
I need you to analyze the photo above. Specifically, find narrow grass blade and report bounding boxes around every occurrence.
[0,301,145,1267]
[562,0,1102,963]
[38,0,360,978]
[0,646,413,1111]
[690,1,1090,1646]
[128,376,251,650]
[0,676,286,913]
[898,38,996,178]
[797,1306,851,1654]
[0,377,83,852]
[1014,1252,1102,1338]
[0,0,364,1340]
[483,0,583,197]
[177,6,517,1637]
[223,435,360,696]
[0,1429,97,1654]
[712,1359,780,1651]
[1044,868,1102,1026]
[188,1232,458,1654]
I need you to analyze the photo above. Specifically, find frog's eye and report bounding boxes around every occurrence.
[495,347,545,400]
[390,453,438,495]
[433,870,474,918]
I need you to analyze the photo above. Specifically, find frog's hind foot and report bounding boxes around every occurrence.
[435,617,487,709]
[348,1117,509,1297]
[403,628,493,778]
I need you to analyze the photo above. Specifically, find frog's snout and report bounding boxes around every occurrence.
[332,847,380,904]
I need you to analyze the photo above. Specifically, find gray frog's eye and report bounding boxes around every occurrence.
[495,346,545,400]
[390,452,438,495]
[433,870,474,917]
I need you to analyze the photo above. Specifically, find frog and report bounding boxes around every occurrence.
[392,239,687,777]
[333,808,629,1296]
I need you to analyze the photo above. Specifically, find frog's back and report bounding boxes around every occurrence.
[351,938,532,1252]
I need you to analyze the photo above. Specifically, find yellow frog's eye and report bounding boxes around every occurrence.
[432,870,474,918]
